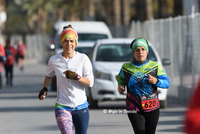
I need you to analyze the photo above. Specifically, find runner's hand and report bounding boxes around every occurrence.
[148,74,158,84]
[38,87,48,100]
[63,70,78,80]
[118,85,125,93]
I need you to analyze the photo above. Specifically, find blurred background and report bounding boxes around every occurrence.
[0,0,200,106]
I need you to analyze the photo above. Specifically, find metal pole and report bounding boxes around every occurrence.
[169,17,174,88]
[178,16,183,86]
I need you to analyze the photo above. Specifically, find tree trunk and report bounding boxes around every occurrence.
[146,0,153,20]
[158,0,169,18]
[66,8,80,21]
[114,0,121,26]
[83,0,95,20]
[57,6,63,20]
[136,0,146,22]
[36,6,46,34]
[122,0,130,37]
[123,0,130,25]
[174,0,183,16]
[114,0,121,37]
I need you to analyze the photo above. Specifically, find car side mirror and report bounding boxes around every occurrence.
[162,59,171,65]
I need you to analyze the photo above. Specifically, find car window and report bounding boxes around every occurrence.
[95,44,157,62]
[75,47,93,56]
[148,46,157,61]
[78,33,108,41]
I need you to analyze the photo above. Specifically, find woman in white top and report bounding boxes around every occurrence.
[38,25,94,134]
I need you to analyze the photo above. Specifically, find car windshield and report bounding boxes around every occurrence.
[57,33,108,49]
[78,33,108,41]
[75,47,93,56]
[95,44,157,62]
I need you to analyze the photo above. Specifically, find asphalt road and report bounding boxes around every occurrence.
[0,60,187,134]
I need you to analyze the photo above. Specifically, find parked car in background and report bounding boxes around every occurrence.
[50,21,113,91]
[87,38,170,108]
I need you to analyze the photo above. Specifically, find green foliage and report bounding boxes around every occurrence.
[4,0,178,36]
[5,0,85,36]
[22,0,59,17]
[4,0,29,37]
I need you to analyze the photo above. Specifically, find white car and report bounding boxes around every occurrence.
[50,21,112,90]
[87,38,170,108]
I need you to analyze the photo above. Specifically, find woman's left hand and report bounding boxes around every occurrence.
[63,70,78,80]
[148,74,158,84]
[118,85,125,93]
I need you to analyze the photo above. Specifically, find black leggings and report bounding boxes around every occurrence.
[0,73,2,89]
[128,108,160,134]
[4,65,13,85]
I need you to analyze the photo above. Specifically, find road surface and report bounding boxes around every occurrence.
[0,60,187,134]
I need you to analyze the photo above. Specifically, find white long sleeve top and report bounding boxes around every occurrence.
[46,51,94,108]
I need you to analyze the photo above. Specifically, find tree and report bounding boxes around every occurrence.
[173,0,183,17]
[22,0,58,34]
[4,0,29,37]
[134,0,154,21]
[146,0,153,20]
[122,0,130,25]
[158,0,174,18]
[82,0,95,20]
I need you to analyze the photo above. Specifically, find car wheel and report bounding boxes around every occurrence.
[88,88,98,109]
[160,99,167,109]
[51,76,57,91]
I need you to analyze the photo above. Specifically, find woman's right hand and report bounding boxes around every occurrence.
[38,87,48,100]
[118,85,125,93]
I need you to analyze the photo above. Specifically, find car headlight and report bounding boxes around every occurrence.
[50,44,55,49]
[94,70,111,80]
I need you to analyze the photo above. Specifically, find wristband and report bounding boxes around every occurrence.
[43,87,48,91]
[77,75,81,80]
[156,79,159,84]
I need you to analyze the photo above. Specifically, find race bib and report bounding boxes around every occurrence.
[140,93,159,111]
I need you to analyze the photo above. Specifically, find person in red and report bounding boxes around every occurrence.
[15,39,26,71]
[185,80,200,133]
[0,42,6,92]
[4,40,16,86]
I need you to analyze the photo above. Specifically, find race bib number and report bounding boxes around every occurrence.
[140,93,159,111]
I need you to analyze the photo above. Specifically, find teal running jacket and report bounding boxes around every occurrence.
[117,60,170,112]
